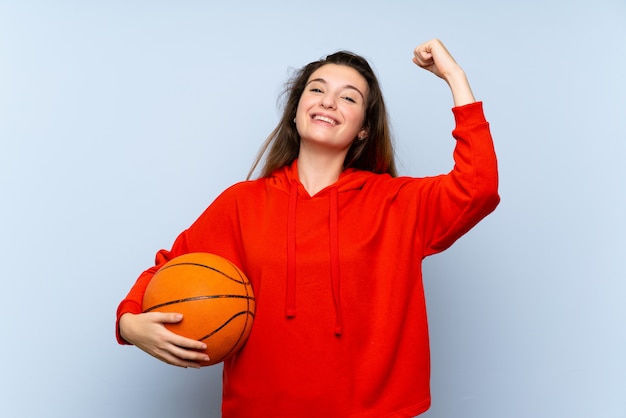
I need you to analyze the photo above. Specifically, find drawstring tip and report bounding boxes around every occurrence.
[334,325,343,337]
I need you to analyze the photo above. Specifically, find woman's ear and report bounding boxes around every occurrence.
[357,128,368,140]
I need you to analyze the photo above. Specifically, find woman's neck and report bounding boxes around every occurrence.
[296,152,345,196]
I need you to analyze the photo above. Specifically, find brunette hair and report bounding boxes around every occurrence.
[247,51,397,179]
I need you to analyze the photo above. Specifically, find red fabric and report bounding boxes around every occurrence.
[116,102,499,417]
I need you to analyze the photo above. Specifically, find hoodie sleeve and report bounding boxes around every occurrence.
[115,183,246,345]
[414,101,500,257]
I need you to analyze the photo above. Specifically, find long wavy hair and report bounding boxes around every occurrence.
[247,51,397,179]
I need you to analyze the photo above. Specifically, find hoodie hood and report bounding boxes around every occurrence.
[267,159,370,195]
[266,159,370,336]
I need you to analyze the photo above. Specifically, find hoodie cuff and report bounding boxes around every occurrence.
[452,101,486,128]
[115,300,143,345]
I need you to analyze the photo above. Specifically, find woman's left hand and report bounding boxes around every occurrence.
[413,39,463,80]
[413,39,476,107]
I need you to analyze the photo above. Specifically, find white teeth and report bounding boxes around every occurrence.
[313,115,337,125]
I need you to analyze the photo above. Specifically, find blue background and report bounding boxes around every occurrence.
[1,1,625,417]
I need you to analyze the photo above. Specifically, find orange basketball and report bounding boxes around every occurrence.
[142,252,255,366]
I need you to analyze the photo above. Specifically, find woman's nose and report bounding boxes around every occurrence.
[320,95,336,109]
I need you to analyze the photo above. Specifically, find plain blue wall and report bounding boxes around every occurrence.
[1,1,625,417]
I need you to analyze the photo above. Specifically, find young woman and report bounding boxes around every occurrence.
[116,39,500,417]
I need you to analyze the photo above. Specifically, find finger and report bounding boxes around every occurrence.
[413,47,433,67]
[144,339,210,368]
[169,344,211,364]
[169,333,208,352]
[412,56,430,67]
[159,330,210,361]
[150,317,208,352]
[148,311,184,324]
[155,347,206,369]
[413,47,431,60]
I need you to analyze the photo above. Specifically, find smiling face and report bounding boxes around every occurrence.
[295,64,369,157]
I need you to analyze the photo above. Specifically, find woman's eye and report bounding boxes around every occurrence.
[310,87,323,93]
[343,96,356,103]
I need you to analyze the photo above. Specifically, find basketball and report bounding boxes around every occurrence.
[142,252,255,366]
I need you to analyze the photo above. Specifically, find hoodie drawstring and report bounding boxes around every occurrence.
[329,187,343,336]
[285,180,343,336]
[286,181,298,318]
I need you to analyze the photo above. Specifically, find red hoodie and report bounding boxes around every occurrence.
[116,102,499,417]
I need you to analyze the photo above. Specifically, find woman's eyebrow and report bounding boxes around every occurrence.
[306,78,365,99]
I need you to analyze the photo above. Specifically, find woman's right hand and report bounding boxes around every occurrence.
[119,312,210,368]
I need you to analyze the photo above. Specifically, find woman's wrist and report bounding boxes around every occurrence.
[444,68,476,107]
[119,313,136,345]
